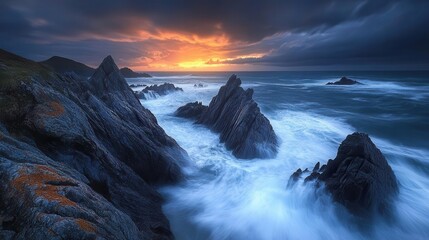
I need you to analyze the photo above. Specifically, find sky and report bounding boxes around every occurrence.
[1,0,428,71]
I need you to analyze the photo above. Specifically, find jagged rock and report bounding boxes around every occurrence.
[0,50,188,239]
[304,172,321,182]
[287,168,303,187]
[135,83,183,100]
[320,133,398,214]
[319,164,327,172]
[119,67,151,78]
[175,101,208,119]
[288,133,398,216]
[312,162,320,172]
[326,77,362,85]
[177,74,277,159]
[129,84,147,88]
[194,83,205,88]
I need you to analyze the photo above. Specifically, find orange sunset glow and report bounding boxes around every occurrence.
[2,1,429,239]
[120,30,264,71]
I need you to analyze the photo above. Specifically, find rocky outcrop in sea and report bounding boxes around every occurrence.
[326,76,362,85]
[176,74,278,159]
[0,50,188,239]
[135,83,183,100]
[175,101,208,120]
[288,132,398,216]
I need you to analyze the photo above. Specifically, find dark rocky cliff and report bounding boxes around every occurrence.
[0,49,188,239]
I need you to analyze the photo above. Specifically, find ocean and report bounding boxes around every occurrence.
[127,71,429,240]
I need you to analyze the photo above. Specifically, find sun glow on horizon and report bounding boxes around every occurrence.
[100,27,270,71]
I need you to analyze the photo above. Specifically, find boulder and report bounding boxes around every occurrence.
[175,101,208,119]
[288,132,399,215]
[326,76,362,85]
[177,74,278,159]
[0,50,188,239]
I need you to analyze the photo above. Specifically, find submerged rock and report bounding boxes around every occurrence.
[175,101,208,119]
[136,83,183,100]
[177,74,278,159]
[288,132,399,215]
[0,50,188,239]
[326,76,362,85]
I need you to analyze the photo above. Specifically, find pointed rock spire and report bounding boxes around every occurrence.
[89,55,130,96]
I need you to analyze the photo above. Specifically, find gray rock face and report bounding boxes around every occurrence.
[175,101,207,119]
[0,51,188,239]
[288,132,398,215]
[177,74,278,159]
[135,83,183,100]
[326,76,362,85]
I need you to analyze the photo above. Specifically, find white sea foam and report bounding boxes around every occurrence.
[139,76,429,240]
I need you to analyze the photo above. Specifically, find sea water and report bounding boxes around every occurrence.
[127,71,429,240]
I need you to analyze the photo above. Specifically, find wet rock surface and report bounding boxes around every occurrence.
[176,74,278,159]
[0,50,188,239]
[288,132,399,215]
[175,101,208,120]
[135,83,183,100]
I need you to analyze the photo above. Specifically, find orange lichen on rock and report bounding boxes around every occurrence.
[11,165,77,207]
[44,101,65,117]
[75,218,96,233]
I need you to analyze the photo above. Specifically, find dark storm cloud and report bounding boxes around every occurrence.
[0,0,428,69]
[208,0,429,69]
[1,0,398,42]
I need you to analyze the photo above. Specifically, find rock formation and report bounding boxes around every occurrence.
[288,132,398,215]
[0,49,188,239]
[119,67,151,78]
[135,83,183,100]
[176,74,278,159]
[175,101,207,119]
[129,84,147,88]
[326,76,362,85]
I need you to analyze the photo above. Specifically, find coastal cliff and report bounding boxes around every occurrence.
[0,49,187,239]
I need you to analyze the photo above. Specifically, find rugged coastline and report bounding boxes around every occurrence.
[0,49,187,239]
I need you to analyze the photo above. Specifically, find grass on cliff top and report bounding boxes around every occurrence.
[0,49,53,89]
